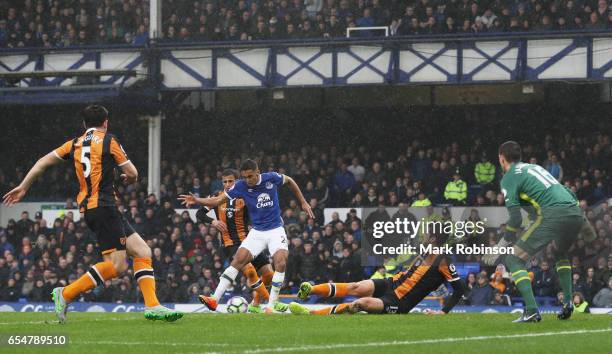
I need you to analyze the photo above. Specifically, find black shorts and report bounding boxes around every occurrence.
[84,206,135,255]
[223,244,270,270]
[372,278,408,314]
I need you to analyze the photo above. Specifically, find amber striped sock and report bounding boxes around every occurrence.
[260,269,273,286]
[254,268,274,305]
[311,283,349,298]
[310,303,351,315]
[244,263,269,305]
[133,257,160,308]
[62,261,117,302]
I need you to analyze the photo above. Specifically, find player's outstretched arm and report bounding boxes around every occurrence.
[196,206,228,233]
[178,192,228,209]
[283,175,314,219]
[3,152,62,206]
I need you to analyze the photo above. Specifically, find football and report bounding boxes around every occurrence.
[226,296,249,314]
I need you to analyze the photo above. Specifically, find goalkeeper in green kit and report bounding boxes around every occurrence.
[483,141,587,323]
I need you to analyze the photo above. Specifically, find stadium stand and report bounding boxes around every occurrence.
[2,0,612,48]
[0,104,610,306]
[2,104,609,206]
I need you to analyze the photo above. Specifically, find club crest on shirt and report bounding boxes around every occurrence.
[266,181,273,189]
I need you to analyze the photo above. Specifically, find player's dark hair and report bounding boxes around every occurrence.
[240,159,259,171]
[82,104,109,128]
[222,169,239,178]
[498,141,522,162]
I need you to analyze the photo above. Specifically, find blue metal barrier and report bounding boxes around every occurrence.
[1,30,611,96]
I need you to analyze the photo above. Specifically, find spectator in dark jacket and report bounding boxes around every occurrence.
[411,150,431,182]
[30,279,47,302]
[335,163,356,205]
[467,273,493,305]
[294,241,320,282]
[0,278,20,301]
[583,267,604,302]
[338,248,360,282]
[15,212,34,239]
[533,261,556,297]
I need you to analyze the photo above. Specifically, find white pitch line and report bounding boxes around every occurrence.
[32,328,612,353]
[243,328,612,354]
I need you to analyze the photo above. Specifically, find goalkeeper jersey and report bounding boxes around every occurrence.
[500,162,581,230]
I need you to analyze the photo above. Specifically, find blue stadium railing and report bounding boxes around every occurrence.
[1,29,611,104]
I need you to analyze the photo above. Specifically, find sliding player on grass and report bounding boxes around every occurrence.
[195,168,274,313]
[179,159,314,312]
[483,141,586,323]
[2,105,182,323]
[289,233,465,315]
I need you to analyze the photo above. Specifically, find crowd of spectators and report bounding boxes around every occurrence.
[0,104,610,305]
[0,0,149,48]
[0,200,367,304]
[0,192,609,306]
[2,0,612,48]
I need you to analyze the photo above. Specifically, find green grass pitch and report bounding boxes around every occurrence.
[0,312,610,354]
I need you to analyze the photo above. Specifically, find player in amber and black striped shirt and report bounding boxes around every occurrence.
[3,104,182,323]
[288,233,465,315]
[53,121,129,213]
[196,169,274,313]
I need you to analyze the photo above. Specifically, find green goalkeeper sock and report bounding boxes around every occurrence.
[506,255,539,313]
[556,259,572,304]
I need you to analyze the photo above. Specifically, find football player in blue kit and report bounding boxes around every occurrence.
[179,159,314,312]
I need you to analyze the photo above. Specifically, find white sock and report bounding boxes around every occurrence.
[268,271,285,305]
[213,266,239,301]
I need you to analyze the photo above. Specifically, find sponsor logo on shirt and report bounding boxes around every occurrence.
[256,193,274,208]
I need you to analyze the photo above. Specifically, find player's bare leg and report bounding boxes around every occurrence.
[53,250,128,324]
[348,297,385,314]
[265,249,289,313]
[200,247,253,311]
[297,279,375,300]
[289,297,384,315]
[126,233,183,322]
